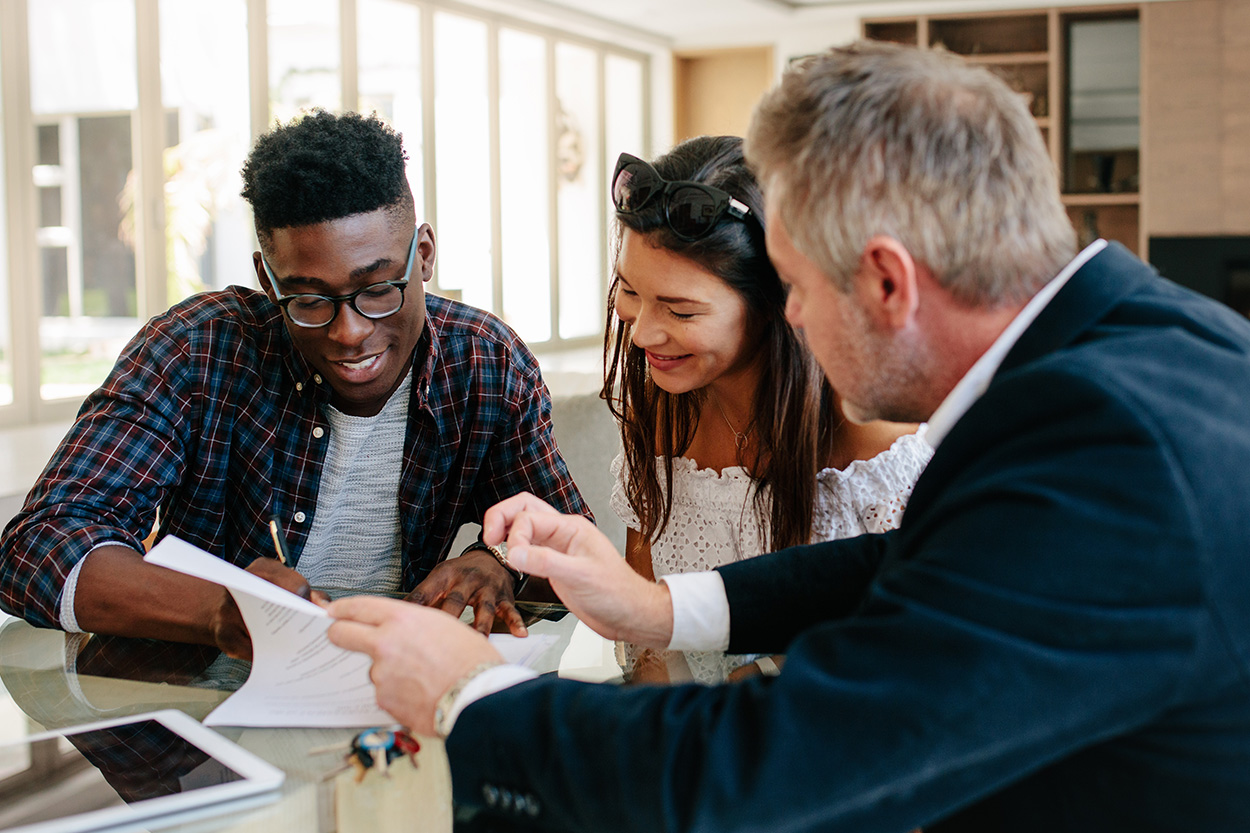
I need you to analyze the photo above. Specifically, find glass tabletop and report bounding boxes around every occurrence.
[311,587,572,623]
[0,610,619,833]
[0,614,430,833]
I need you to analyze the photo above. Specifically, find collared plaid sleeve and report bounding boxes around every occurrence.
[3,287,593,621]
[1,288,313,630]
[0,318,191,628]
[479,350,592,521]
[437,304,591,525]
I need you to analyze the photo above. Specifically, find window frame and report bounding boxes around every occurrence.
[0,0,653,427]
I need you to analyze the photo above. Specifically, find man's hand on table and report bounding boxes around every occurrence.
[324,493,677,737]
[327,596,503,736]
[406,551,528,638]
[483,492,674,649]
[211,557,326,661]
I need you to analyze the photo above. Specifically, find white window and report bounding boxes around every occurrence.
[0,0,649,427]
[269,0,342,119]
[158,0,253,300]
[0,27,10,409]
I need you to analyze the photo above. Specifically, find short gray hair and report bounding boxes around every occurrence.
[746,41,1075,306]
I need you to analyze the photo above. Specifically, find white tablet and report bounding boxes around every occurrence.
[0,709,285,833]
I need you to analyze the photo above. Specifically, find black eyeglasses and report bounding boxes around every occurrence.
[262,232,417,328]
[612,152,755,241]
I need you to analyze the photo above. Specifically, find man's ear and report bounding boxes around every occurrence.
[253,252,277,301]
[415,223,436,283]
[855,235,920,331]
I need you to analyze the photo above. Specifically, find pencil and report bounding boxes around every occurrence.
[268,515,292,566]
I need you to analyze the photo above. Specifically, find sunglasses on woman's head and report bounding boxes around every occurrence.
[612,152,756,242]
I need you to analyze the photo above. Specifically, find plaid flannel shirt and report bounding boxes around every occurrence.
[0,287,589,628]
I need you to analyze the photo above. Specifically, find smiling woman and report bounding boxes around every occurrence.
[603,136,932,683]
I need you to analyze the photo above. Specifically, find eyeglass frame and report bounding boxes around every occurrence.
[260,230,418,328]
[611,152,756,242]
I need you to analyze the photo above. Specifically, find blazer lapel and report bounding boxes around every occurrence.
[894,243,1155,539]
[997,241,1152,378]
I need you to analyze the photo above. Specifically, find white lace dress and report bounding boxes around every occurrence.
[611,426,933,683]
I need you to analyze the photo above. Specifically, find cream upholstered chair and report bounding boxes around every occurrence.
[449,388,624,555]
[546,390,625,551]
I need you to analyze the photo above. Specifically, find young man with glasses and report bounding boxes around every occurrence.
[0,110,589,660]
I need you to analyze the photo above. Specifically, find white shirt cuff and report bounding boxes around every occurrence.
[445,664,539,735]
[660,571,731,652]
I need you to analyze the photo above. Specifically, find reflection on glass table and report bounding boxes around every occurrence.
[0,617,447,832]
[615,640,786,686]
[0,603,622,833]
[0,711,282,833]
[313,586,572,627]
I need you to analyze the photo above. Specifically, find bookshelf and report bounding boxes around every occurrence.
[864,5,1144,256]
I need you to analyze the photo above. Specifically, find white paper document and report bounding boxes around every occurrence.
[144,536,558,728]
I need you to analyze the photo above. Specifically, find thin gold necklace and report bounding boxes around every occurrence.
[709,390,749,450]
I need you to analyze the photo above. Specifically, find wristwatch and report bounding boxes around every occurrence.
[433,660,504,738]
[463,541,528,595]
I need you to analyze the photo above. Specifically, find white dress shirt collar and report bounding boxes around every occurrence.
[657,241,1114,659]
[923,239,1108,449]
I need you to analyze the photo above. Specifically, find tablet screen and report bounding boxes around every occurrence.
[0,717,250,831]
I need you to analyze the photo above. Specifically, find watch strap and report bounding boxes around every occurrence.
[433,659,505,738]
[462,542,527,593]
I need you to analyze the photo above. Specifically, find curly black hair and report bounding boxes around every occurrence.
[241,109,413,249]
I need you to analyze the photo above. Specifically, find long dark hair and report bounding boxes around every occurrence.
[603,135,838,551]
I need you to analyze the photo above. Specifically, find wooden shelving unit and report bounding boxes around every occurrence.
[864,5,1145,256]
[1062,193,1141,206]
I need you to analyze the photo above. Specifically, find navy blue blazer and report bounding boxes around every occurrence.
[447,243,1250,832]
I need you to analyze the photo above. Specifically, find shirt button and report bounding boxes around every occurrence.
[313,426,325,439]
[313,374,323,384]
[294,511,306,523]
[295,382,303,392]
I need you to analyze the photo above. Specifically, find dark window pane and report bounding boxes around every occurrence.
[78,115,137,317]
[37,124,60,166]
[41,247,69,316]
[39,186,62,228]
